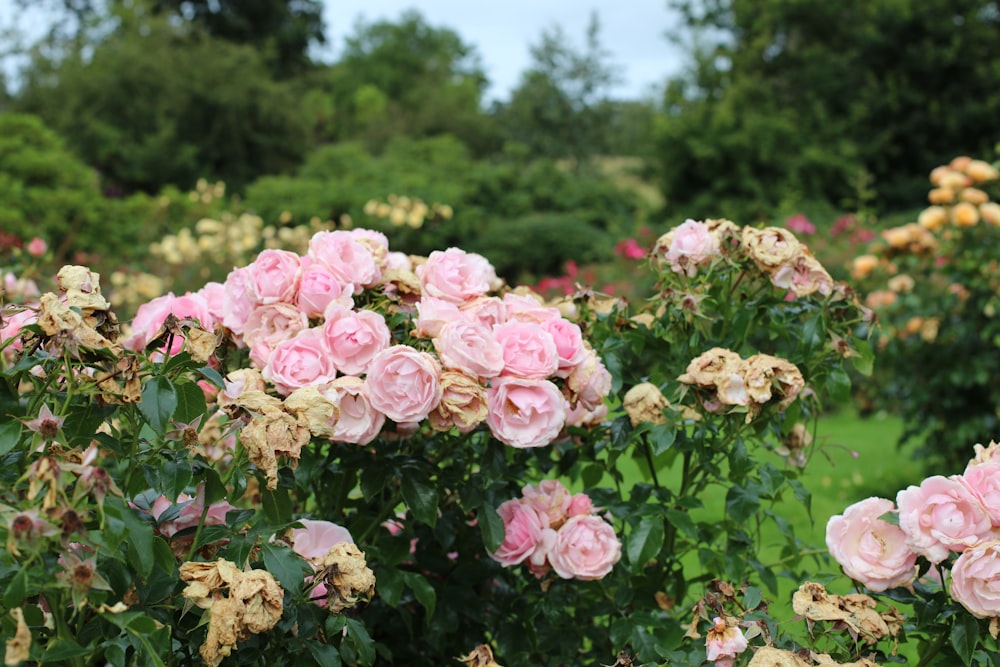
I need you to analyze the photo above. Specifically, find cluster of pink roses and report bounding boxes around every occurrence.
[124,229,610,450]
[826,439,1000,618]
[489,479,621,581]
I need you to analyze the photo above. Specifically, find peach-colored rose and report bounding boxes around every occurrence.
[322,376,386,445]
[950,541,1000,618]
[297,257,353,318]
[742,226,801,269]
[565,348,612,411]
[896,475,995,563]
[522,480,573,528]
[366,346,442,423]
[262,328,338,396]
[663,219,720,277]
[770,250,834,297]
[417,248,496,304]
[434,321,505,379]
[243,303,310,368]
[494,321,559,379]
[825,497,917,591]
[246,249,302,305]
[548,515,621,580]
[486,377,565,448]
[322,305,391,376]
[489,499,546,567]
[413,297,466,338]
[308,230,381,292]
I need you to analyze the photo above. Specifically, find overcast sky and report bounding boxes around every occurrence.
[0,1,684,101]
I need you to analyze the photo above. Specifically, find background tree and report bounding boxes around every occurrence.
[658,0,1000,221]
[497,12,620,165]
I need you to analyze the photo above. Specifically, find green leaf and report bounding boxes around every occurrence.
[106,497,155,578]
[726,485,761,524]
[627,516,665,569]
[139,376,177,435]
[648,423,676,456]
[851,337,875,376]
[630,625,667,662]
[478,502,505,553]
[158,459,192,501]
[172,380,208,425]
[41,639,91,663]
[0,420,22,456]
[261,541,310,595]
[664,509,698,540]
[824,367,851,404]
[951,614,979,666]
[3,566,28,607]
[400,471,439,527]
[402,571,437,622]
[375,566,403,607]
[344,617,376,667]
[306,641,342,667]
[743,586,762,610]
[261,486,293,526]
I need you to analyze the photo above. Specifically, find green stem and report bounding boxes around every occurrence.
[642,437,661,490]
[50,594,86,667]
[914,628,949,667]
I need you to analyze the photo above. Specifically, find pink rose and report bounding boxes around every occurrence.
[566,493,594,518]
[27,237,47,257]
[897,475,995,563]
[366,346,442,423]
[322,305,391,376]
[459,296,507,330]
[434,321,505,379]
[502,293,560,324]
[527,527,558,579]
[705,617,749,666]
[825,497,917,591]
[495,321,559,379]
[197,281,226,316]
[124,292,214,354]
[262,328,338,396]
[322,376,386,445]
[246,249,302,305]
[522,480,572,528]
[0,308,36,356]
[565,400,609,428]
[664,219,720,277]
[414,297,466,338]
[487,377,566,448]
[243,303,310,368]
[489,499,546,567]
[418,248,496,304]
[221,266,255,338]
[219,368,266,405]
[962,460,1000,525]
[951,541,1000,618]
[548,514,621,580]
[291,519,355,561]
[297,257,353,317]
[308,230,381,292]
[542,318,585,377]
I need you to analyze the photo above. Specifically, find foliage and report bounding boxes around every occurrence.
[0,213,881,665]
[659,0,1000,221]
[851,155,1000,470]
[13,12,310,194]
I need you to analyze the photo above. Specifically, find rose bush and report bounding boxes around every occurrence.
[0,211,878,666]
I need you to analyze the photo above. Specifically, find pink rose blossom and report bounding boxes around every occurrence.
[459,296,507,329]
[962,460,1000,526]
[322,305,391,376]
[784,213,816,235]
[502,293,560,324]
[566,493,594,518]
[548,514,621,580]
[291,519,355,560]
[297,257,353,317]
[487,377,566,448]
[950,541,1000,618]
[495,321,559,379]
[489,499,546,567]
[243,303,310,368]
[262,328,338,396]
[366,346,442,423]
[418,248,496,304]
[542,318,586,377]
[522,480,573,528]
[322,376,386,445]
[527,527,558,578]
[308,230,381,292]
[27,237,48,257]
[434,321,505,379]
[385,251,412,272]
[246,249,302,305]
[219,368,267,404]
[221,266,255,338]
[825,497,917,591]
[0,308,36,355]
[124,292,214,354]
[414,297,467,338]
[896,475,995,563]
[705,617,749,666]
[197,281,227,316]
[664,219,720,277]
[565,400,609,428]
[566,348,612,411]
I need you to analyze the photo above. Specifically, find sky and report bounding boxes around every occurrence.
[0,1,685,101]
